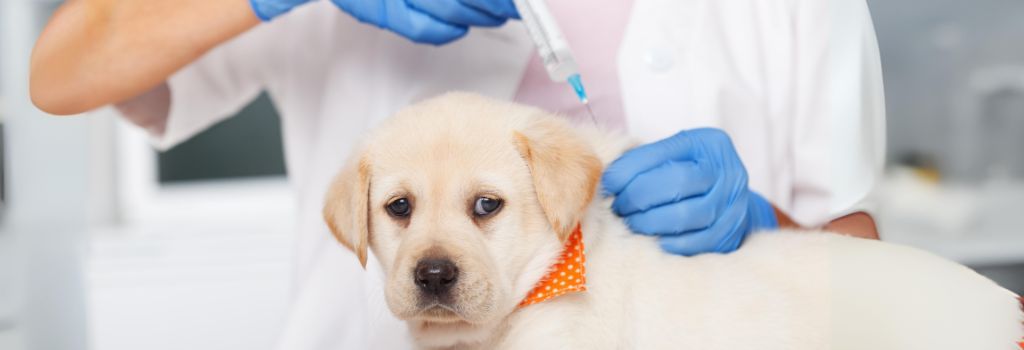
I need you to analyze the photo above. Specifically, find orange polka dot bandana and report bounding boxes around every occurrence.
[519,224,587,308]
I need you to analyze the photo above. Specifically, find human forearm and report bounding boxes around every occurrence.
[773,206,879,240]
[823,212,879,240]
[30,0,259,115]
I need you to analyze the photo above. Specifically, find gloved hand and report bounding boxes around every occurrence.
[250,0,518,45]
[601,128,778,256]
[248,0,310,22]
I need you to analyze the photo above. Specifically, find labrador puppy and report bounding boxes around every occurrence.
[323,92,1023,349]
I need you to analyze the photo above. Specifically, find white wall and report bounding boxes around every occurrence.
[1,0,91,348]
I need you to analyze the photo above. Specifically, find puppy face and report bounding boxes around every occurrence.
[323,93,601,346]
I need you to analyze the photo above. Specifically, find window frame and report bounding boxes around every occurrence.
[109,110,294,237]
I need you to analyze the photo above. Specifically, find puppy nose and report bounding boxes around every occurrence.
[414,259,458,295]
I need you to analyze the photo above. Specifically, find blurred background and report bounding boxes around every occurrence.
[0,0,1022,349]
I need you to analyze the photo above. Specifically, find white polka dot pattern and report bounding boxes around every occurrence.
[519,224,587,307]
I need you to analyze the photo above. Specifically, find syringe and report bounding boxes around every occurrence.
[512,0,597,124]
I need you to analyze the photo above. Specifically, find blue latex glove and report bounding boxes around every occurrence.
[250,0,517,45]
[601,128,778,256]
[248,0,308,21]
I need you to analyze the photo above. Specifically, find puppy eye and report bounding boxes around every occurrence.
[387,198,412,217]
[473,197,503,217]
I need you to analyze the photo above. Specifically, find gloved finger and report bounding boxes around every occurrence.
[656,203,746,256]
[459,0,520,19]
[331,0,384,24]
[611,160,714,216]
[622,196,717,236]
[383,0,470,45]
[601,131,698,195]
[407,0,507,27]
[250,0,312,21]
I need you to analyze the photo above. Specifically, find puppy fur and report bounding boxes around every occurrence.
[324,92,1024,349]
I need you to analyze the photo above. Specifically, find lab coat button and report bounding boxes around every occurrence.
[644,48,674,72]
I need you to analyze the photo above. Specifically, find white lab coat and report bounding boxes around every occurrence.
[149,0,885,348]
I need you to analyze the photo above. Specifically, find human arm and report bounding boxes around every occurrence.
[775,208,880,240]
[30,0,523,117]
[30,0,261,115]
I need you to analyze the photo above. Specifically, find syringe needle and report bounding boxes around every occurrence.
[583,100,598,126]
[568,74,598,126]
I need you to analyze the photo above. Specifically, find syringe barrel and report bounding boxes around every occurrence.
[513,0,580,82]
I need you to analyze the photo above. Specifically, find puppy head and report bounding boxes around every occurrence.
[323,92,601,346]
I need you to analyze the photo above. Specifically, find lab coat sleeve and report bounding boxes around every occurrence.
[151,22,285,151]
[788,0,886,227]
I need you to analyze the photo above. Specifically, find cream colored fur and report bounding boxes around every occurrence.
[324,92,1023,350]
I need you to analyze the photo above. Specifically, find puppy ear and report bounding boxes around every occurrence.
[514,117,603,241]
[323,155,372,268]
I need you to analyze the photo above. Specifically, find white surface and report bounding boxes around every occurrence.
[87,230,293,350]
[119,176,295,232]
[883,228,1024,267]
[86,177,296,350]
[877,169,1024,266]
